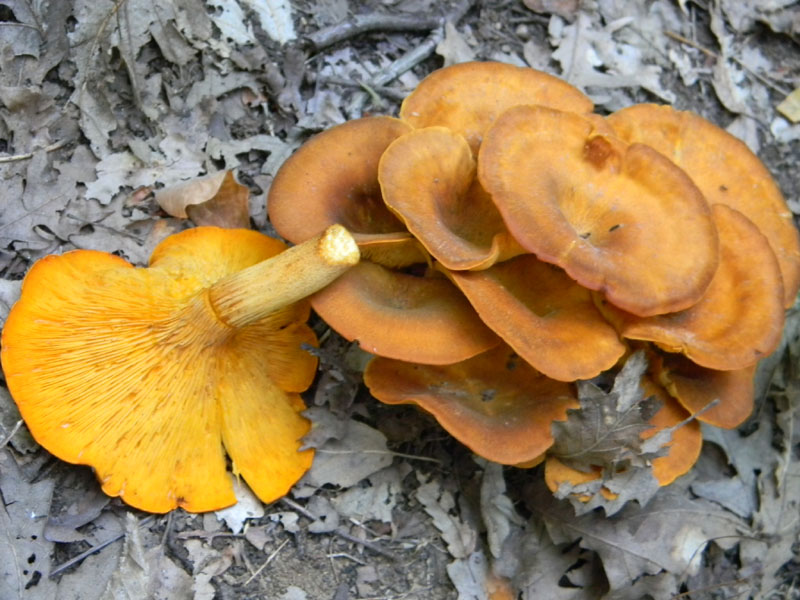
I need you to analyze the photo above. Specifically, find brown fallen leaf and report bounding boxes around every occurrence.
[777,88,800,123]
[155,171,251,228]
[522,0,579,20]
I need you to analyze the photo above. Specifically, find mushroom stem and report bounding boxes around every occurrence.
[209,224,360,328]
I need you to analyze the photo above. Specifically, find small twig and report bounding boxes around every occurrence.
[49,515,155,578]
[319,77,408,102]
[333,529,398,561]
[307,14,444,51]
[346,0,475,116]
[316,448,442,464]
[664,30,717,59]
[280,498,399,561]
[0,420,24,449]
[327,551,367,565]
[665,30,791,96]
[0,21,42,34]
[243,538,290,585]
[0,140,69,164]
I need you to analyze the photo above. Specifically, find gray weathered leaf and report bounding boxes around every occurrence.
[0,449,57,599]
[529,478,747,591]
[479,461,523,560]
[550,352,661,471]
[214,478,264,534]
[299,419,394,490]
[416,476,477,559]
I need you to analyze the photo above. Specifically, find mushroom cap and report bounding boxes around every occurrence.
[653,352,756,429]
[378,127,524,271]
[478,105,719,317]
[266,115,496,364]
[544,458,617,502]
[597,204,785,370]
[310,262,499,364]
[1,227,316,513]
[364,345,578,465]
[399,61,593,154]
[639,377,703,486]
[267,116,412,243]
[607,103,800,307]
[448,255,626,381]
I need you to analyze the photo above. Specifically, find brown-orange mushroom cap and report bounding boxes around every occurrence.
[448,255,626,381]
[364,345,578,465]
[653,352,756,430]
[399,61,594,154]
[378,127,524,271]
[478,104,719,317]
[267,115,499,364]
[640,376,703,486]
[268,116,412,242]
[1,225,360,513]
[597,204,785,371]
[607,103,800,308]
[311,262,499,364]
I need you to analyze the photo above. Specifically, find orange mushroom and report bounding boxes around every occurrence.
[311,262,499,364]
[544,459,617,502]
[478,104,719,317]
[597,204,785,371]
[640,376,703,486]
[268,116,412,241]
[447,255,626,381]
[378,127,524,271]
[607,103,800,307]
[1,225,359,513]
[267,116,499,364]
[364,344,578,465]
[653,352,756,430]
[399,61,594,154]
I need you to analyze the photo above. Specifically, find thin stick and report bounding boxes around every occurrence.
[308,14,443,51]
[346,0,475,116]
[49,515,155,578]
[665,30,791,96]
[0,140,69,164]
[243,538,290,585]
[315,448,442,464]
[0,420,23,449]
[280,498,399,561]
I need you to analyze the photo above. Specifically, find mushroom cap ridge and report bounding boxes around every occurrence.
[478,104,719,317]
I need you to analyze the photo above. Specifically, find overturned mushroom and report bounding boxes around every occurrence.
[478,104,719,317]
[1,225,359,513]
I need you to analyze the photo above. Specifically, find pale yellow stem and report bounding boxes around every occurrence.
[208,224,360,328]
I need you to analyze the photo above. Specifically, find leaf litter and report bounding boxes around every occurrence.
[2,0,800,598]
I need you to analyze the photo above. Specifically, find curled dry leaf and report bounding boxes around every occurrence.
[155,171,250,228]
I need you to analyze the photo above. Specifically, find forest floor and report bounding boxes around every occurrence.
[2,0,800,598]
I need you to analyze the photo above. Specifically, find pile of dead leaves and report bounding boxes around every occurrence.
[2,0,800,598]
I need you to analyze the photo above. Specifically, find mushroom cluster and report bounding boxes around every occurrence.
[268,62,800,490]
[2,225,360,512]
